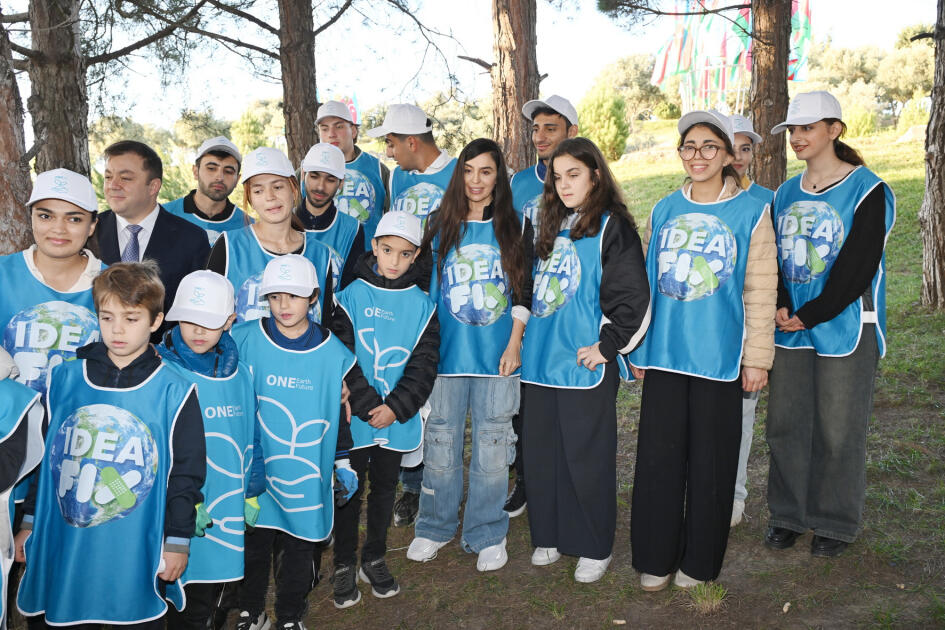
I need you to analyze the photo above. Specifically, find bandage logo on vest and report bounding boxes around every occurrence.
[392,182,444,220]
[532,236,581,318]
[656,213,736,301]
[336,170,376,223]
[235,272,321,323]
[50,404,159,527]
[3,301,100,392]
[776,201,844,284]
[440,244,510,326]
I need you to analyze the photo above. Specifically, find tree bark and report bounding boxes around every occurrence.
[278,0,318,166]
[27,0,90,176]
[492,0,539,172]
[0,20,34,254]
[919,1,945,309]
[749,0,791,189]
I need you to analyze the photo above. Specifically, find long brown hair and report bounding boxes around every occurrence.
[823,118,865,166]
[421,138,525,297]
[535,137,636,260]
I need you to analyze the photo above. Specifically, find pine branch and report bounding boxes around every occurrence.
[86,0,210,65]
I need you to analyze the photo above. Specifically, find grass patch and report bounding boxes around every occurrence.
[686,582,729,615]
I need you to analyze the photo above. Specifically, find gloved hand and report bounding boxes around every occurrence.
[244,496,261,530]
[334,459,358,507]
[194,503,212,537]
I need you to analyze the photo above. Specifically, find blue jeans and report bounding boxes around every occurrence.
[415,375,518,553]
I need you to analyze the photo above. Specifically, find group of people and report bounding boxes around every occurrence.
[0,88,894,628]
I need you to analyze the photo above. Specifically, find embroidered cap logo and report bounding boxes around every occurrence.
[279,264,292,280]
[52,175,69,194]
[189,287,206,306]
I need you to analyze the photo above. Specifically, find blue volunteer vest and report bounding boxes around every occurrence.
[223,226,332,324]
[431,220,518,376]
[510,164,545,236]
[745,181,774,205]
[773,167,895,357]
[522,214,612,389]
[18,361,193,624]
[0,252,101,394]
[629,190,767,381]
[164,197,251,245]
[337,151,386,248]
[335,279,435,451]
[390,158,457,223]
[231,320,355,541]
[161,361,256,610]
[306,209,359,291]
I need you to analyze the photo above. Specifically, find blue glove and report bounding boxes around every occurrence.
[334,459,358,506]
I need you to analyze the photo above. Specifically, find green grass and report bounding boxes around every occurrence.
[686,582,728,615]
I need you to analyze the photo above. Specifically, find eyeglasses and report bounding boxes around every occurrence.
[677,145,721,160]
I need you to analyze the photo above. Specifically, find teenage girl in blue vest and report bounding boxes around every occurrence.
[629,110,777,591]
[407,138,532,572]
[521,137,650,584]
[764,91,895,558]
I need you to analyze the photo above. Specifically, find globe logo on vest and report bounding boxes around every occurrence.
[335,170,376,223]
[656,212,736,302]
[49,404,159,527]
[392,182,445,220]
[776,201,844,284]
[441,244,510,326]
[326,246,343,291]
[532,236,581,318]
[3,301,100,392]
[522,194,542,234]
[236,272,321,323]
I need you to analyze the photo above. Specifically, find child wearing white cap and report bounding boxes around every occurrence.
[327,211,439,608]
[206,147,335,327]
[230,254,358,629]
[156,270,262,628]
[164,136,252,245]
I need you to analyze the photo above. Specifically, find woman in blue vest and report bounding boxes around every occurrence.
[629,110,777,591]
[521,137,650,583]
[407,138,532,572]
[764,91,895,558]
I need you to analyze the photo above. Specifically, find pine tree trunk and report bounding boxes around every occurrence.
[0,20,34,255]
[749,0,791,189]
[278,0,318,167]
[492,0,539,172]
[920,1,945,309]
[27,0,90,176]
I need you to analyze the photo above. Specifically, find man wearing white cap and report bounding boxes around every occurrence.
[367,103,457,223]
[164,136,252,245]
[317,100,390,248]
[297,142,365,290]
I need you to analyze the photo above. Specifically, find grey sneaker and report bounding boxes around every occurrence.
[332,563,362,609]
[358,557,401,598]
[235,611,271,630]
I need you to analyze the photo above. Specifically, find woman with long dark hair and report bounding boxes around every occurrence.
[407,138,532,572]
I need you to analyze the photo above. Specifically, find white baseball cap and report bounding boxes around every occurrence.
[166,270,235,329]
[196,136,242,165]
[301,143,346,180]
[374,211,422,247]
[771,91,843,134]
[316,100,356,125]
[260,254,319,297]
[366,104,433,137]
[240,147,295,183]
[678,109,735,146]
[522,95,579,127]
[27,168,98,214]
[730,115,762,144]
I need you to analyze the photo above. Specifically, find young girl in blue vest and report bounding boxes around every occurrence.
[407,138,532,572]
[521,137,650,583]
[206,147,334,325]
[764,91,895,558]
[629,110,777,591]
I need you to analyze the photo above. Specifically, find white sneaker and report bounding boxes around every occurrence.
[574,555,612,583]
[531,547,562,566]
[673,569,704,589]
[406,536,449,562]
[476,538,508,572]
[730,499,745,527]
[640,572,672,592]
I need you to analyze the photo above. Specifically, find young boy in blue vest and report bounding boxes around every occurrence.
[157,270,262,629]
[231,254,358,630]
[16,261,207,628]
[327,211,439,608]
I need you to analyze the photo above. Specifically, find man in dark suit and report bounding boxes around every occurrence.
[95,140,210,339]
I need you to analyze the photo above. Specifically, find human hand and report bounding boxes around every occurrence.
[630,365,646,380]
[741,367,768,392]
[576,342,608,372]
[14,529,30,563]
[159,550,188,582]
[498,339,522,377]
[368,404,397,429]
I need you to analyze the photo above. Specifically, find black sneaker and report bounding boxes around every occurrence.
[358,557,401,598]
[332,563,362,609]
[235,611,271,630]
[503,479,527,517]
[393,490,419,527]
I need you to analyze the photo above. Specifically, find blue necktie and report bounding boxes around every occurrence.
[121,224,143,262]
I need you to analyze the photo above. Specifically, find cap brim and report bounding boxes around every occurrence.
[316,114,355,125]
[199,145,241,162]
[165,306,229,329]
[734,130,763,144]
[770,116,827,134]
[678,112,734,145]
[373,231,421,247]
[366,125,391,138]
[259,284,316,298]
[27,194,97,214]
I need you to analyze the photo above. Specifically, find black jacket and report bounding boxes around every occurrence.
[327,251,440,424]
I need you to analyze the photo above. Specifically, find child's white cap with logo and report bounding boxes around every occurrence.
[241,147,295,183]
[301,143,346,180]
[166,270,235,329]
[27,168,98,214]
[260,254,319,298]
[374,211,422,247]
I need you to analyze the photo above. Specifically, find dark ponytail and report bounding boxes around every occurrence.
[824,119,865,166]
